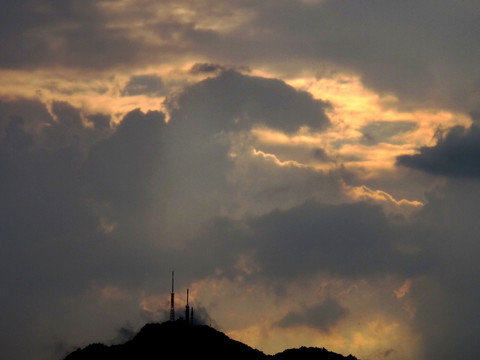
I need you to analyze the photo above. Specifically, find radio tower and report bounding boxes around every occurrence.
[170,271,175,321]
[185,288,190,325]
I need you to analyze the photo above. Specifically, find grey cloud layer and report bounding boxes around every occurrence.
[1,68,480,360]
[0,71,333,359]
[4,0,479,112]
[192,200,434,283]
[0,0,141,69]
[192,182,480,360]
[224,0,480,111]
[0,99,171,360]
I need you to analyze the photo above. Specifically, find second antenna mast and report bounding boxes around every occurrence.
[170,271,175,321]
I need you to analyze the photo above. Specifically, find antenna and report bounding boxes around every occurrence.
[185,288,190,325]
[170,271,175,321]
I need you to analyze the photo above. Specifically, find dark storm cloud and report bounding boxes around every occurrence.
[83,108,166,210]
[278,298,349,332]
[249,201,399,278]
[397,125,480,179]
[5,0,479,113]
[0,98,112,153]
[2,48,480,360]
[0,0,143,69]
[408,181,480,360]
[0,0,223,70]
[194,200,433,282]
[190,180,480,360]
[165,70,331,134]
[0,98,173,360]
[0,101,105,360]
[0,98,53,136]
[163,69,480,360]
[157,70,336,237]
[0,101,169,289]
[87,113,111,131]
[0,68,336,358]
[121,75,166,97]
[202,0,480,112]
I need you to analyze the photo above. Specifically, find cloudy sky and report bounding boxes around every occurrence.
[1,1,480,360]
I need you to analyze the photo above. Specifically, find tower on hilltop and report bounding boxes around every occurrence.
[170,271,175,321]
[185,288,190,325]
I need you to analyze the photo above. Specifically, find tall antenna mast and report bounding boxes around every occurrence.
[185,288,190,325]
[170,271,175,321]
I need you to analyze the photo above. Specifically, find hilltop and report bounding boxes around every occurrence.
[63,320,357,360]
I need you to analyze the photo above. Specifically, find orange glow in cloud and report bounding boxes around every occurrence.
[336,142,417,178]
[98,0,255,34]
[0,68,170,123]
[249,73,472,179]
[2,65,470,175]
[228,70,471,186]
[252,127,325,147]
[100,285,130,301]
[252,149,309,169]
[227,295,420,360]
[394,279,412,299]
[343,183,423,217]
[187,274,420,360]
[139,294,167,317]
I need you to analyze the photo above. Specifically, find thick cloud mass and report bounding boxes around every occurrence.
[408,181,480,360]
[0,70,335,359]
[0,0,142,69]
[0,102,100,360]
[223,0,480,111]
[0,76,479,360]
[84,109,166,209]
[0,100,170,360]
[158,70,336,235]
[165,70,331,134]
[397,125,480,179]
[2,0,479,112]
[191,184,480,360]
[193,199,434,282]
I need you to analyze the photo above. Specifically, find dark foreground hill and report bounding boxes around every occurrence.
[64,320,358,360]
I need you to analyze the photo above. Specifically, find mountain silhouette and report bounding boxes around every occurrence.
[63,320,358,360]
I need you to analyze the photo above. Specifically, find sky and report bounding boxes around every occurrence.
[1,1,480,360]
